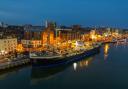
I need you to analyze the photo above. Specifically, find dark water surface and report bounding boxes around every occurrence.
[0,44,128,89]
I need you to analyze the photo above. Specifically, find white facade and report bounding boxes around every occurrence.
[21,40,42,48]
[0,38,17,53]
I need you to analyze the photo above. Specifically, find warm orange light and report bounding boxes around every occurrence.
[85,61,89,66]
[91,35,97,40]
[90,30,97,41]
[104,44,110,59]
[16,44,24,52]
[31,40,41,48]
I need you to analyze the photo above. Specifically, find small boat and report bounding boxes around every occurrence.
[30,43,101,68]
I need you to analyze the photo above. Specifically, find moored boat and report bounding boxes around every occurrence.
[30,43,101,68]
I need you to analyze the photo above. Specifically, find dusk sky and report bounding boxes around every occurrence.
[0,0,128,28]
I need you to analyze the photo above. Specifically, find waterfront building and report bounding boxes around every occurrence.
[24,25,43,40]
[42,22,55,46]
[22,22,91,50]
[55,25,83,43]
[42,28,55,46]
[7,25,24,40]
[0,37,17,54]
[21,40,42,48]
[22,25,44,49]
[0,25,24,42]
[90,30,97,41]
[55,27,73,42]
[41,24,91,49]
[22,22,56,51]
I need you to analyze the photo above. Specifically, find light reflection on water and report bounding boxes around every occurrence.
[104,44,110,60]
[78,57,93,68]
[73,57,93,71]
[73,63,77,71]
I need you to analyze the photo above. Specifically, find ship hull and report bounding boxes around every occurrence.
[31,46,101,68]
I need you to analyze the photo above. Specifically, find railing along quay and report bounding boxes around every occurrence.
[0,58,30,70]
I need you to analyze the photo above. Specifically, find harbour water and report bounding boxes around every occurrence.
[0,43,128,89]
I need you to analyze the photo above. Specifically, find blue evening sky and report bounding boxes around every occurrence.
[0,0,128,28]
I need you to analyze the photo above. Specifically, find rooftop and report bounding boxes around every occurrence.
[24,25,45,32]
